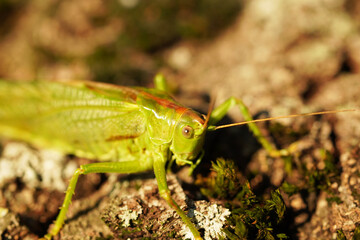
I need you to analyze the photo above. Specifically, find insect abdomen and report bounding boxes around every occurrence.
[0,80,147,160]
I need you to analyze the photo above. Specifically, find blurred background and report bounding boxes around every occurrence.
[0,0,240,84]
[1,0,360,239]
[1,0,359,122]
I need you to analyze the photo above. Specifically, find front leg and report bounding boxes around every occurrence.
[44,160,153,239]
[209,97,293,158]
[153,152,202,240]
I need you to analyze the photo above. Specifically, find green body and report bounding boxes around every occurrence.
[0,77,282,239]
[0,80,205,164]
[0,79,208,239]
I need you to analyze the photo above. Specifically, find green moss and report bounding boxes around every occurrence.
[282,148,342,204]
[200,158,244,199]
[303,149,342,204]
[353,225,360,240]
[281,182,299,196]
[200,158,288,240]
[337,229,346,240]
[336,225,360,240]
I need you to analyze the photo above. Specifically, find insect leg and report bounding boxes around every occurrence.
[153,156,203,240]
[44,160,152,239]
[154,73,170,92]
[209,97,289,157]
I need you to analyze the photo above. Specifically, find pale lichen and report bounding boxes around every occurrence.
[116,198,143,228]
[181,201,231,240]
[0,142,74,191]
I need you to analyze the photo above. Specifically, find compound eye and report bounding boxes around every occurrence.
[182,125,194,139]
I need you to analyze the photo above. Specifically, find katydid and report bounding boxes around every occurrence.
[0,75,356,239]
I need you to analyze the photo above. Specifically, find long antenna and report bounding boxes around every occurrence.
[214,109,358,130]
[204,96,216,128]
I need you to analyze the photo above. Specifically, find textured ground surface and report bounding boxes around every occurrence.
[1,0,360,239]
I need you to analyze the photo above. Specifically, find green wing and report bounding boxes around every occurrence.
[0,80,146,160]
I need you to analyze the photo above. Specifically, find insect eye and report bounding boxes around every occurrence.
[182,125,194,139]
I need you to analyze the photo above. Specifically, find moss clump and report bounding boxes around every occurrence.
[199,158,287,240]
[336,224,360,240]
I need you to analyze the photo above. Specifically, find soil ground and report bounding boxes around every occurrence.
[1,1,360,239]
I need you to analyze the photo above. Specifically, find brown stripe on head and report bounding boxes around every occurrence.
[140,90,188,113]
[184,110,205,125]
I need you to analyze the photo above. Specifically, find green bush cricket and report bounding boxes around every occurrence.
[0,75,356,239]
